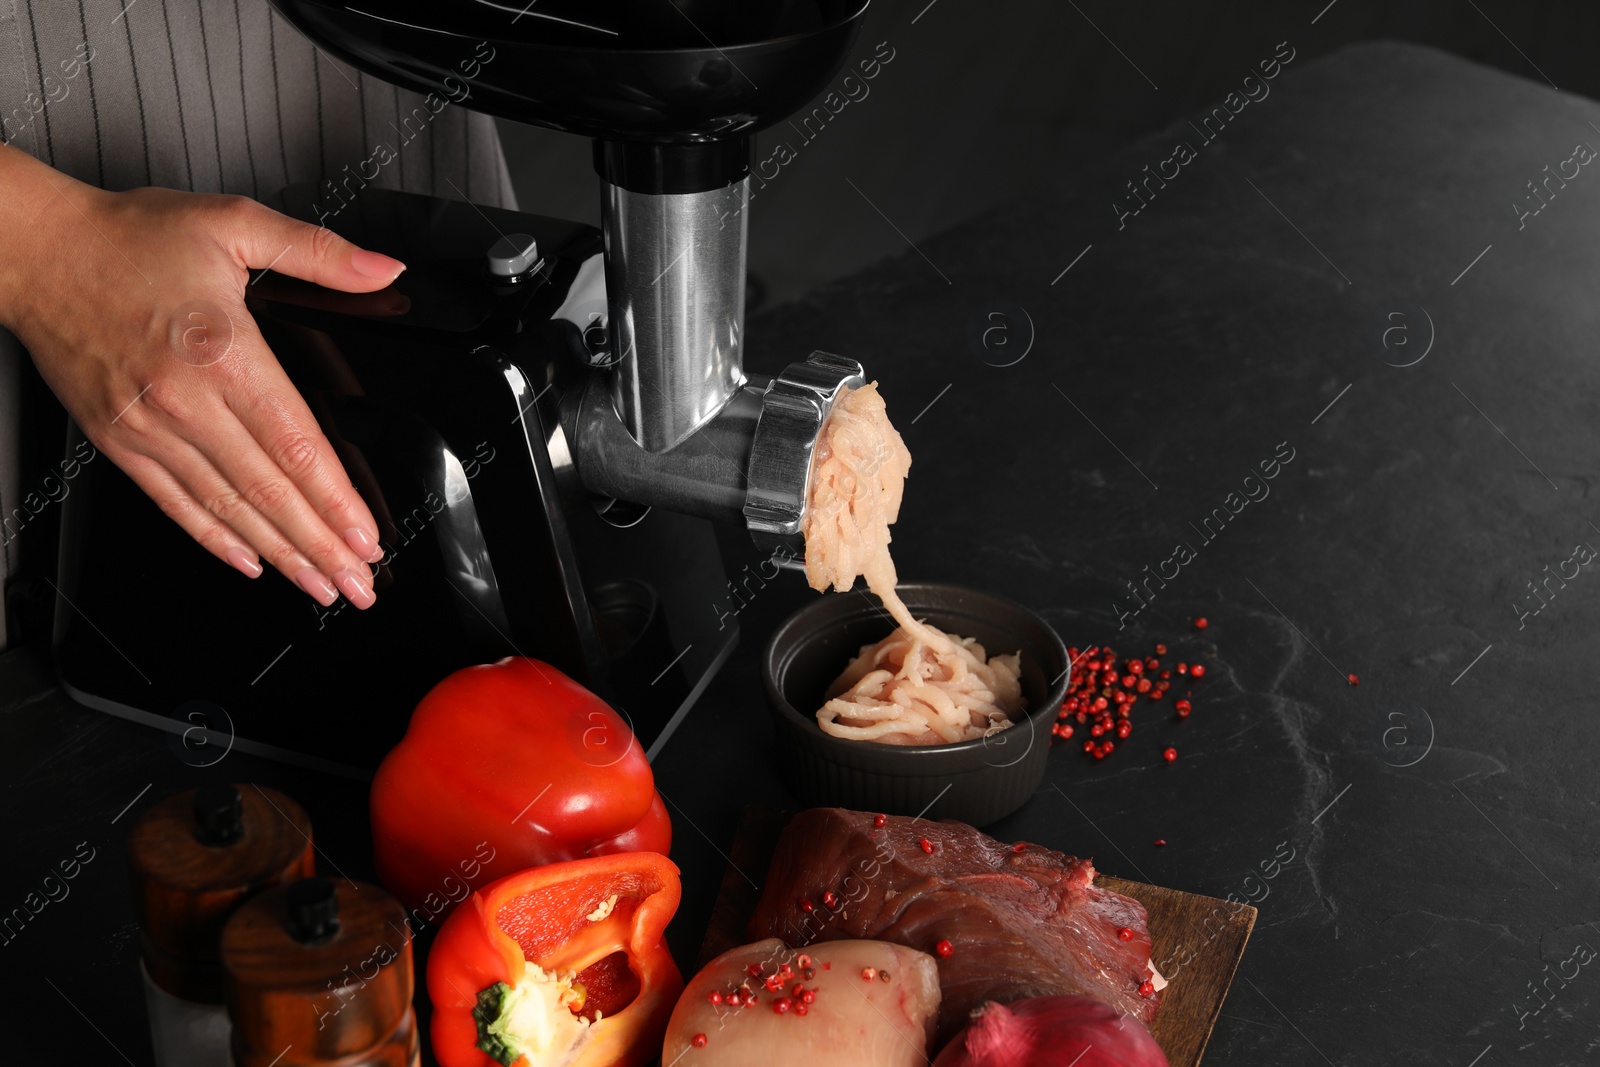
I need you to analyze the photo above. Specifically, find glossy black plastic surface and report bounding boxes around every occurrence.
[265,0,869,144]
[762,582,1070,825]
[53,187,736,774]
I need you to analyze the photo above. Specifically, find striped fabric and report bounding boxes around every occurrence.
[0,0,518,204]
[0,0,520,649]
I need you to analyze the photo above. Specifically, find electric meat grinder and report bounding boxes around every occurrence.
[53,0,873,774]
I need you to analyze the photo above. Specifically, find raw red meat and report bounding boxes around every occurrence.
[746,808,1162,1044]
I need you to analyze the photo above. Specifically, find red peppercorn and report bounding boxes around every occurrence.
[1190,665,1206,678]
[1153,838,1167,846]
[693,1033,708,1048]
[1145,656,1160,670]
[1089,723,1104,738]
[1059,724,1074,739]
[873,812,887,828]
[860,967,877,981]
[1012,842,1027,853]
[1155,644,1168,655]
[1139,980,1155,996]
[1082,740,1095,753]
[795,1003,809,1016]
[799,898,814,913]
[1116,721,1132,739]
[774,997,792,1014]
[935,939,954,958]
[1194,617,1208,629]
[1127,660,1144,676]
[748,963,763,978]
[709,991,723,1006]
[800,989,816,1004]
[1160,669,1171,679]
[1163,747,1178,762]
[822,890,838,909]
[919,837,934,855]
[727,993,742,1007]
[1136,678,1152,693]
[1175,699,1191,716]
[1117,927,1134,941]
[1347,673,1360,686]
[747,993,759,1005]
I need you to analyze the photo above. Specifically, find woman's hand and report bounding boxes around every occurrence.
[0,145,401,609]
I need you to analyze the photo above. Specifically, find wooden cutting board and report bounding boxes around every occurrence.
[698,807,1256,1067]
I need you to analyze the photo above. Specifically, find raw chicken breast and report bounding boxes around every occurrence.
[661,938,941,1066]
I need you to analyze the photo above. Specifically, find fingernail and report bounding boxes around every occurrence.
[344,526,384,563]
[333,569,376,609]
[225,546,263,578]
[350,248,405,281]
[294,567,338,607]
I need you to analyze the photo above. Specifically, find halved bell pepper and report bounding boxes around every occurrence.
[370,657,671,921]
[427,852,684,1067]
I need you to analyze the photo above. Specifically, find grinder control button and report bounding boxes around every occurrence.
[486,233,539,278]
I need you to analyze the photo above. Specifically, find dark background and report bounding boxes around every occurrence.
[498,0,1600,304]
[7,3,1600,1067]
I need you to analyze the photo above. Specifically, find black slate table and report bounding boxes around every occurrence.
[4,41,1597,1067]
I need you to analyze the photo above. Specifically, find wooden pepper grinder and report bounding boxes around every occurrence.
[222,877,420,1067]
[127,783,316,1067]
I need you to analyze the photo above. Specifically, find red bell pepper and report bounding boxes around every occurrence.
[427,853,684,1067]
[370,657,671,922]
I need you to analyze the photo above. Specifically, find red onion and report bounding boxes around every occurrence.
[932,995,1169,1067]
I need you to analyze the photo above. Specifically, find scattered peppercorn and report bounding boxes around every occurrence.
[1347,672,1360,686]
[1153,838,1167,846]
[747,964,763,978]
[795,1004,809,1016]
[919,837,934,854]
[693,1033,708,1048]
[774,997,791,1015]
[801,989,816,1004]
[873,813,887,828]
[1190,664,1206,678]
[1163,747,1177,763]
[1012,842,1027,853]
[1139,980,1155,996]
[708,991,723,1006]
[1194,617,1208,630]
[860,967,877,981]
[799,898,814,913]
[935,939,954,958]
[1117,927,1134,941]
[822,890,838,909]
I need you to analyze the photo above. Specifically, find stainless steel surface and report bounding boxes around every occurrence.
[571,375,766,523]
[744,352,866,559]
[601,178,749,452]
[570,350,866,556]
[486,233,539,277]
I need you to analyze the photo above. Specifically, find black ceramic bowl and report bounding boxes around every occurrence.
[762,582,1069,826]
